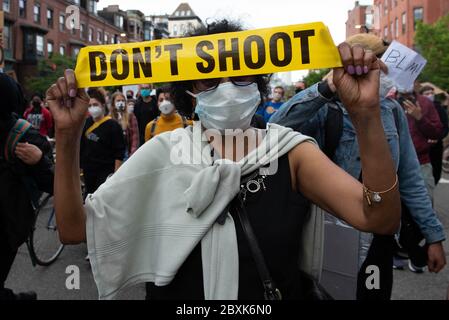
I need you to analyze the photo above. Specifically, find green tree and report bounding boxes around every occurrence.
[415,14,449,92]
[302,68,329,87]
[26,54,76,95]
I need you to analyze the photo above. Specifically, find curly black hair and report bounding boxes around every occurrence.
[170,19,271,118]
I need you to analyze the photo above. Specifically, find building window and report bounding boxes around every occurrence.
[47,41,53,57]
[59,45,65,56]
[24,33,36,61]
[19,0,27,18]
[173,25,177,36]
[59,14,65,32]
[72,47,80,59]
[104,33,108,44]
[97,31,102,44]
[36,34,44,56]
[395,18,399,38]
[72,0,80,5]
[88,0,97,14]
[402,12,406,34]
[384,0,388,15]
[3,24,12,59]
[34,3,40,23]
[70,19,76,35]
[390,22,394,39]
[47,8,53,28]
[175,11,179,16]
[80,24,86,40]
[187,10,191,16]
[413,7,423,30]
[3,0,10,12]
[114,15,124,29]
[384,26,388,38]
[88,28,93,42]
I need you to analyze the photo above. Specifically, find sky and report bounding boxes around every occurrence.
[98,0,374,82]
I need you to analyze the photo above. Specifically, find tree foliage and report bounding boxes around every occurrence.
[26,54,76,96]
[302,69,329,87]
[415,14,449,92]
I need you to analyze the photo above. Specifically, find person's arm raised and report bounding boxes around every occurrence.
[46,69,89,244]
[291,43,401,234]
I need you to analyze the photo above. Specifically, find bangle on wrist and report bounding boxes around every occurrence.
[363,175,398,206]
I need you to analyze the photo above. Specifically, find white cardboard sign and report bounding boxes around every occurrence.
[381,40,427,92]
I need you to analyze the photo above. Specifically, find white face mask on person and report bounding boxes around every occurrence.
[127,104,135,114]
[379,72,396,98]
[88,106,103,119]
[187,82,261,131]
[114,101,126,112]
[159,100,175,115]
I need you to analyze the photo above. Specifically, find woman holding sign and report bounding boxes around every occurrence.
[46,20,400,300]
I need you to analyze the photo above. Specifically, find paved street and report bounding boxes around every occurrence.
[6,174,449,300]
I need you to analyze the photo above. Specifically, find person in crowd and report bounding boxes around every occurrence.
[258,86,285,123]
[126,99,136,114]
[419,85,449,185]
[126,90,134,100]
[397,85,443,199]
[144,86,192,142]
[295,80,306,94]
[134,84,159,145]
[80,88,126,195]
[110,92,139,158]
[23,93,53,137]
[46,19,400,300]
[270,33,446,299]
[1,74,54,300]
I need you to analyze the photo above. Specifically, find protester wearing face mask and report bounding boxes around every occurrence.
[270,33,446,299]
[46,20,401,300]
[134,84,159,146]
[144,86,192,142]
[419,86,449,185]
[110,92,139,158]
[80,88,126,195]
[23,94,53,137]
[257,86,285,123]
[126,100,135,114]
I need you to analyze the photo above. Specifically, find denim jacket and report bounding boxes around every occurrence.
[270,83,445,244]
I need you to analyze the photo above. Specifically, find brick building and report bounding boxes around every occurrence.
[373,0,449,48]
[346,1,375,37]
[1,0,126,86]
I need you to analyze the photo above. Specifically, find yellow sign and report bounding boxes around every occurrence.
[75,22,342,88]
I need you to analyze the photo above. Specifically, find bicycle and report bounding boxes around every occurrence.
[26,193,65,266]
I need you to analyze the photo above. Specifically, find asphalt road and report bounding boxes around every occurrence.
[5,174,449,300]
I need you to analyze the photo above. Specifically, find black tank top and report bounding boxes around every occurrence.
[146,154,310,299]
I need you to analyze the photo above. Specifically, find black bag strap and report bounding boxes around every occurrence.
[231,174,282,300]
[323,104,343,160]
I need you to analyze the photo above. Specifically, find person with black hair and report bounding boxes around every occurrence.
[144,86,192,142]
[0,74,54,300]
[23,93,53,138]
[46,20,400,300]
[80,88,126,195]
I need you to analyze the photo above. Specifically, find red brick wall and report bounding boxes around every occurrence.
[373,0,449,48]
[1,0,125,84]
[346,5,369,38]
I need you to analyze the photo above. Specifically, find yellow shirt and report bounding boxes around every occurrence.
[145,113,193,142]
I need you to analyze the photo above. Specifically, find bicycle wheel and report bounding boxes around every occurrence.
[28,195,64,266]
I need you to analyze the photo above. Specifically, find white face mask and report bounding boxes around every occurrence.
[425,94,435,102]
[114,100,126,112]
[379,72,396,98]
[88,106,103,119]
[127,105,134,114]
[159,100,175,115]
[187,82,261,131]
